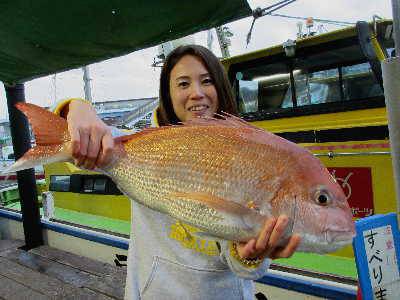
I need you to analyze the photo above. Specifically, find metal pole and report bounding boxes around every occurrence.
[215,26,230,58]
[82,66,92,102]
[382,0,400,224]
[4,83,43,250]
[207,30,213,51]
[392,0,400,56]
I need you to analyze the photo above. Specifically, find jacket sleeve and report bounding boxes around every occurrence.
[218,240,270,279]
[50,97,89,115]
[51,98,128,137]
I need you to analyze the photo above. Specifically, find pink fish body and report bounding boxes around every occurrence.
[6,103,355,254]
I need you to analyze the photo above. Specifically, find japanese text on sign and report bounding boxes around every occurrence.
[364,225,400,299]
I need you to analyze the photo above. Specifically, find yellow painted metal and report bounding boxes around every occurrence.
[221,23,357,69]
[371,34,387,61]
[43,163,131,221]
[252,107,388,133]
[221,19,392,69]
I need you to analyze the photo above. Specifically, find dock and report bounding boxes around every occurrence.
[0,239,126,299]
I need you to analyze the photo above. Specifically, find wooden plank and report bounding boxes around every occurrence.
[31,245,124,277]
[0,256,76,298]
[1,249,91,287]
[1,248,125,299]
[0,239,24,253]
[60,288,115,300]
[83,274,125,299]
[0,273,49,300]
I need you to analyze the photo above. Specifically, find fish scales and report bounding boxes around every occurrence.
[104,125,285,241]
[110,126,275,209]
[107,123,335,244]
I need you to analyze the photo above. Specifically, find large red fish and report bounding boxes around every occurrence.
[5,103,355,253]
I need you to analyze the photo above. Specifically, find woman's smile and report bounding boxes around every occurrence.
[188,104,209,112]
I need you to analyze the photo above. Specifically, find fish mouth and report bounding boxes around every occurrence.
[325,230,355,244]
[297,232,354,254]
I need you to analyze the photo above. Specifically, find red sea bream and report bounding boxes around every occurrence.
[5,103,355,254]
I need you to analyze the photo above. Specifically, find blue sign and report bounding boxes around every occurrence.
[353,213,400,299]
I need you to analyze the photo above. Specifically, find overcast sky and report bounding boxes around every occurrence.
[0,0,393,120]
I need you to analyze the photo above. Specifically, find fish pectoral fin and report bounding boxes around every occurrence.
[168,192,255,218]
[191,231,219,241]
[165,192,264,231]
[164,192,267,241]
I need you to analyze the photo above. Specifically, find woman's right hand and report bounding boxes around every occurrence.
[65,100,114,170]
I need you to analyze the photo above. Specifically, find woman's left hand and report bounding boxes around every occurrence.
[236,215,301,260]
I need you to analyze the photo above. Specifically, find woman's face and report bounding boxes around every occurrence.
[169,54,219,122]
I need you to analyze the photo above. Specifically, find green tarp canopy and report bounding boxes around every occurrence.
[0,0,251,84]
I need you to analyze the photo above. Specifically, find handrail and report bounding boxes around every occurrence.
[314,151,391,158]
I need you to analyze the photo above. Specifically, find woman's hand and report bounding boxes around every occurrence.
[65,100,114,169]
[236,215,301,260]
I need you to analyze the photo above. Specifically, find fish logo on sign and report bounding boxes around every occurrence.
[331,170,353,200]
[328,167,374,219]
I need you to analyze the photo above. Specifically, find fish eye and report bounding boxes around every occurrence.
[315,190,330,206]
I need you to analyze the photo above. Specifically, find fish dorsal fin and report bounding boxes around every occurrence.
[183,113,282,146]
[114,113,269,144]
[181,112,265,132]
[113,127,160,143]
[113,124,186,143]
[15,102,69,145]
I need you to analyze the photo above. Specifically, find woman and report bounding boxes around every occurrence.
[55,45,300,299]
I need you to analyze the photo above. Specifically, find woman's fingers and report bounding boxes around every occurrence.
[236,214,298,261]
[84,127,104,169]
[66,100,107,168]
[266,215,288,251]
[237,239,256,258]
[96,132,115,168]
[69,126,81,159]
[255,217,276,254]
[69,124,89,166]
[77,127,90,166]
[270,234,301,259]
[253,215,288,258]
[237,217,279,259]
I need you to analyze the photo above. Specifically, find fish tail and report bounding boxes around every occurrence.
[2,103,71,174]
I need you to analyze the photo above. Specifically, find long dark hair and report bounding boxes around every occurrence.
[158,44,237,126]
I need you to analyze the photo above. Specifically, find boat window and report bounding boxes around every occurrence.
[237,79,259,113]
[50,175,71,192]
[93,178,107,193]
[386,47,396,57]
[290,68,341,107]
[233,48,384,118]
[235,62,291,113]
[342,63,382,100]
[83,178,94,193]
